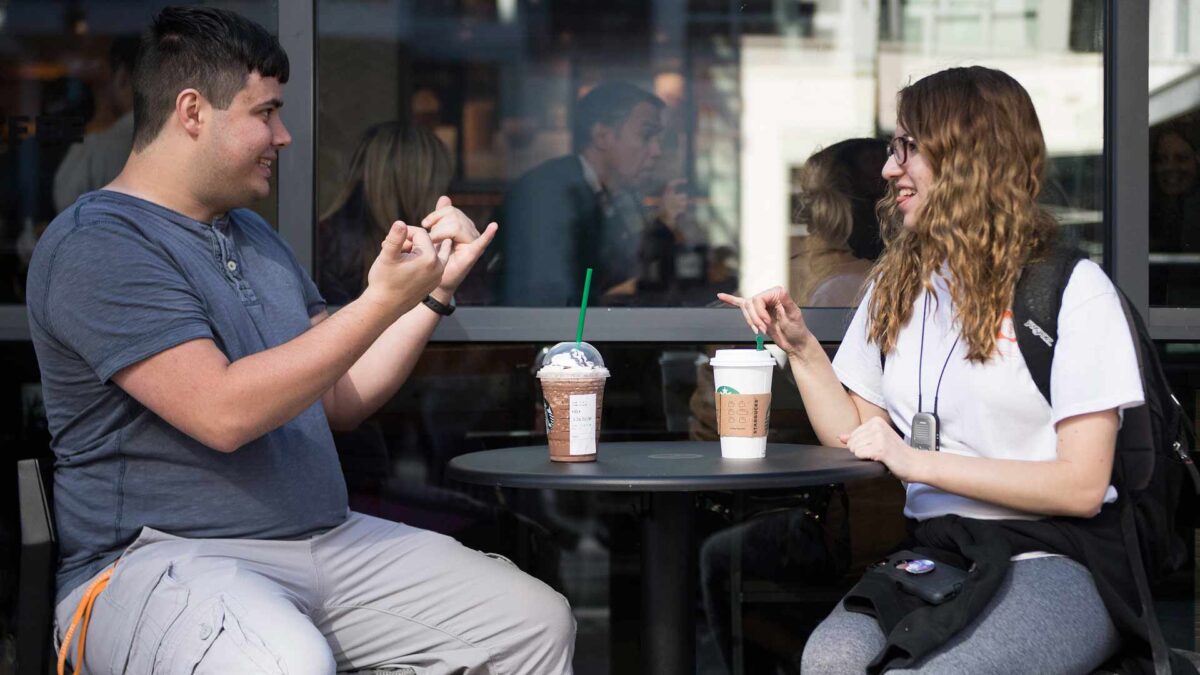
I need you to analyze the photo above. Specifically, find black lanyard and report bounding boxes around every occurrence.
[918,291,960,417]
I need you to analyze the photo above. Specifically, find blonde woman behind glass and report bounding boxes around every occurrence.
[318,121,455,305]
[789,138,886,307]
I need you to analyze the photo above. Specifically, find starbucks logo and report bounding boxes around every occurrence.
[717,385,739,394]
[543,397,554,431]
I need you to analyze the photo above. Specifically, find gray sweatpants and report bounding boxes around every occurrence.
[801,556,1121,675]
[54,512,575,674]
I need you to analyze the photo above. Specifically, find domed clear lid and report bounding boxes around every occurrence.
[537,341,609,377]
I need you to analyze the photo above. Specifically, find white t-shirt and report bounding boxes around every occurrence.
[832,260,1144,522]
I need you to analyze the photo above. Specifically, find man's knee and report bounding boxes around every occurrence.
[165,593,336,675]
[488,564,575,660]
[517,576,576,648]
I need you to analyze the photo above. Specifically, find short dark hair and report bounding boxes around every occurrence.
[572,82,663,152]
[132,6,289,151]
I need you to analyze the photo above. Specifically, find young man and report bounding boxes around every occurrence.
[26,7,574,674]
[495,81,665,305]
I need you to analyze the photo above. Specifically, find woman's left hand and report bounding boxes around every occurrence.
[839,417,922,482]
[421,196,498,296]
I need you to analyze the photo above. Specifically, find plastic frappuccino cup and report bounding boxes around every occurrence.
[709,349,775,458]
[537,342,609,462]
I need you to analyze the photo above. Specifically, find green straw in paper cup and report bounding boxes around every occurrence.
[576,268,593,347]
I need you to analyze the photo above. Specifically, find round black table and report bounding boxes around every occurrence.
[447,441,886,675]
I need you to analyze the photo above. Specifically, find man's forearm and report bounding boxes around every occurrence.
[324,289,448,429]
[217,290,406,447]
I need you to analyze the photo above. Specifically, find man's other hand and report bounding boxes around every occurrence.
[421,195,498,296]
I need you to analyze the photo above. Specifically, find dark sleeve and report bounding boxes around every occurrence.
[315,217,362,307]
[500,170,578,306]
[43,225,215,382]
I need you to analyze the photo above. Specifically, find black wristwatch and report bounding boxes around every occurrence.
[422,293,455,316]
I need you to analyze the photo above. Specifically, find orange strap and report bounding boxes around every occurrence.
[57,565,115,675]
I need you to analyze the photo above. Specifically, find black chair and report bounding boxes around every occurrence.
[15,458,55,675]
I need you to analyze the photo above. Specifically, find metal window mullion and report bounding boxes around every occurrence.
[1107,0,1150,321]
[277,0,317,273]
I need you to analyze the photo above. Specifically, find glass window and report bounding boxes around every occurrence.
[0,1,278,305]
[315,0,1105,310]
[1149,0,1200,307]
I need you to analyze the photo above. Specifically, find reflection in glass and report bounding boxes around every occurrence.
[0,1,278,305]
[1149,0,1200,306]
[788,138,886,307]
[317,1,1104,309]
[317,122,454,305]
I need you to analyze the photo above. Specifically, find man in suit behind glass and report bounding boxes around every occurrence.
[496,82,664,305]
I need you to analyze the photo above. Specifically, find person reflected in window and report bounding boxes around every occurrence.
[317,121,454,306]
[1151,127,1200,252]
[495,81,664,305]
[635,177,714,304]
[789,138,887,307]
[315,121,451,499]
[724,67,1148,673]
[52,35,141,213]
[1149,127,1200,305]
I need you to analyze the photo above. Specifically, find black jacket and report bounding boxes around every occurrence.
[845,508,1197,674]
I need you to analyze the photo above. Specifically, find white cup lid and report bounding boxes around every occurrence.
[709,348,777,367]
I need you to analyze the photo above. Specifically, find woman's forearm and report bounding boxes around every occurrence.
[788,340,864,446]
[907,411,1118,517]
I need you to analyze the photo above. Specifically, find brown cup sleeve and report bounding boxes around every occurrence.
[716,392,772,437]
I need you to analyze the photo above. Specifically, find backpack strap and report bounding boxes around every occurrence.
[1011,247,1088,407]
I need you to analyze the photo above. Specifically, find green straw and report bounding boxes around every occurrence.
[576,267,593,347]
[755,334,765,351]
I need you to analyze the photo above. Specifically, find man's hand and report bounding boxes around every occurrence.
[658,178,688,230]
[839,417,920,481]
[602,277,638,298]
[362,222,447,317]
[421,195,499,297]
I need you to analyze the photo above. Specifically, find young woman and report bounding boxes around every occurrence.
[722,66,1142,673]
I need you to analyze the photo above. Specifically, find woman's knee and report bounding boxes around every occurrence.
[800,608,883,675]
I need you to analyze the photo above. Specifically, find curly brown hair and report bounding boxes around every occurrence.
[867,66,1059,362]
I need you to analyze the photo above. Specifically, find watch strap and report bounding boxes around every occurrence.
[422,294,455,316]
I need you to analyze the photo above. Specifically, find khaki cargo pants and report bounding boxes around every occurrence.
[55,512,575,674]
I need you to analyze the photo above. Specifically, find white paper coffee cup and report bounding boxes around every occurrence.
[709,349,775,458]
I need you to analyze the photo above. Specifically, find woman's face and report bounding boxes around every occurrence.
[1155,132,1198,197]
[882,122,934,230]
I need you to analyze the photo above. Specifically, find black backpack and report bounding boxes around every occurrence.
[1013,246,1200,673]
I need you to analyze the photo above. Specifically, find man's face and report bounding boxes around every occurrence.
[200,72,291,208]
[605,101,664,189]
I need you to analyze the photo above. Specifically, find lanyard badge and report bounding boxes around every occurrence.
[910,411,939,451]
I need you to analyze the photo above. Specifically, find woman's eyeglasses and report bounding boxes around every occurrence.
[887,136,918,165]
